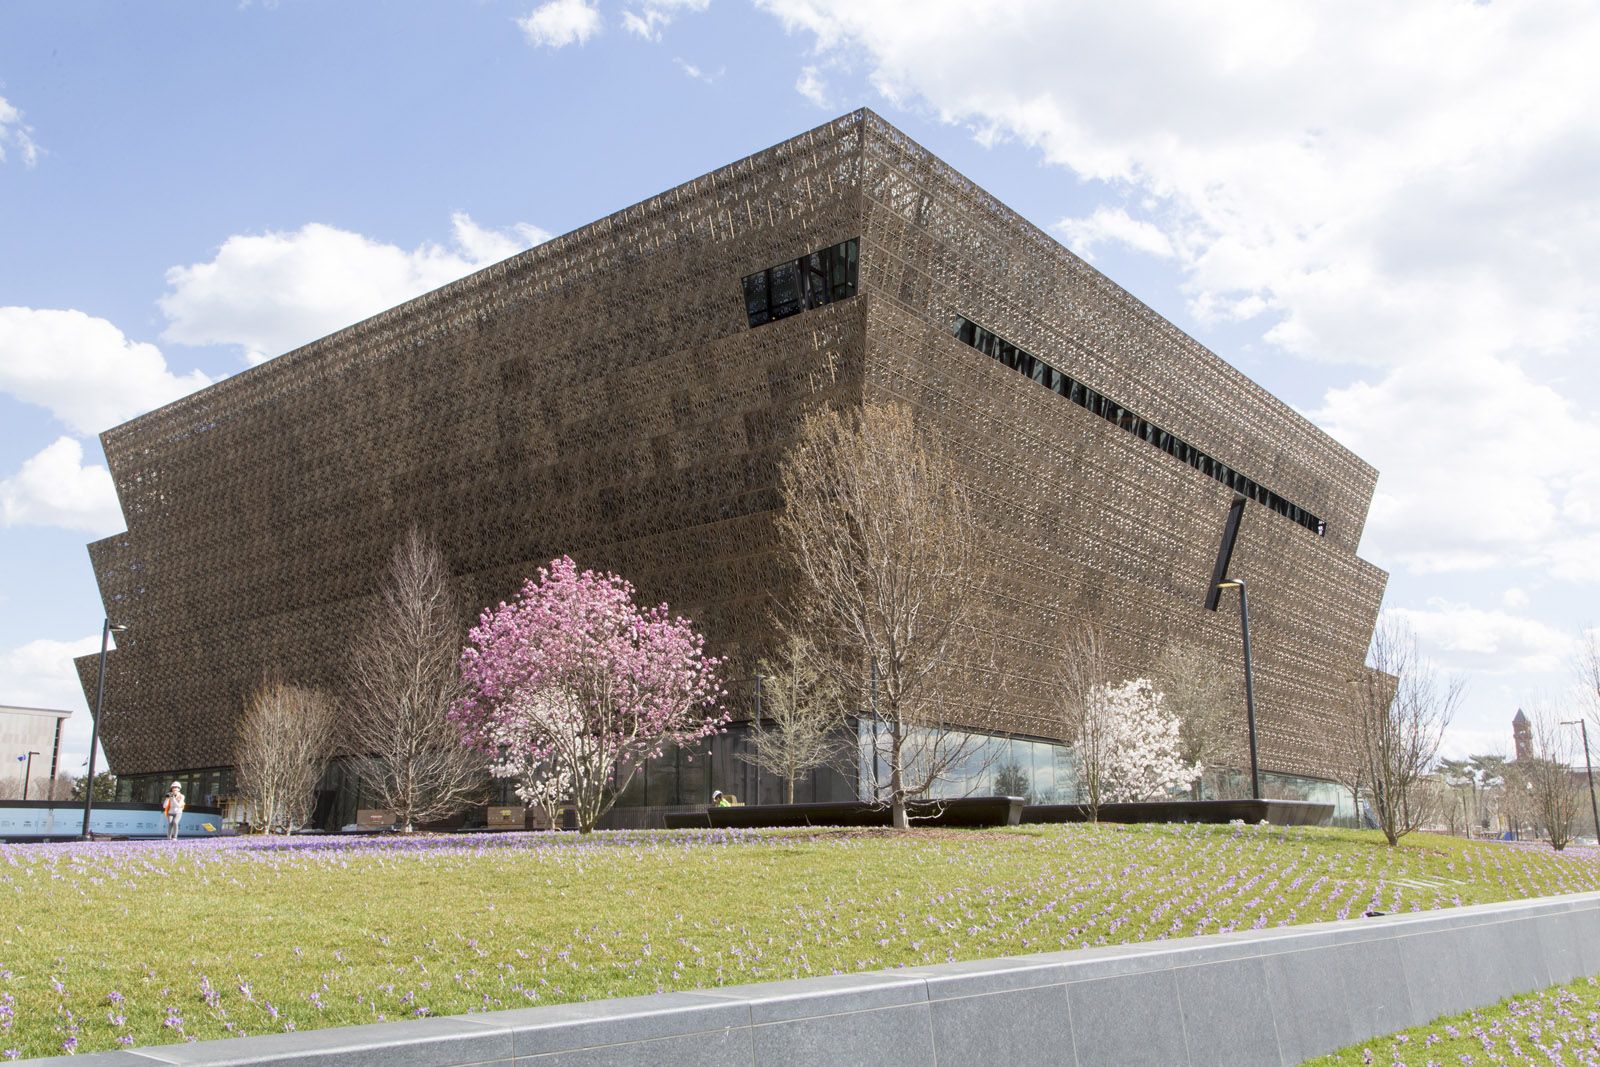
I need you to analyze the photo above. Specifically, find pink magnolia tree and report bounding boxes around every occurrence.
[451,556,727,833]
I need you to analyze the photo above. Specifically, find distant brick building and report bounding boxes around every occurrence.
[1513,708,1533,762]
[80,110,1385,826]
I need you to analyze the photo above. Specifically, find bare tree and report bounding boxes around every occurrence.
[1579,627,1600,729]
[1342,618,1463,846]
[1153,640,1246,800]
[1517,708,1585,851]
[347,527,486,831]
[740,633,846,803]
[235,679,337,834]
[1053,622,1115,820]
[776,402,998,828]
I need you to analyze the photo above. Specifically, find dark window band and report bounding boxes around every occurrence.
[953,316,1326,537]
[743,238,859,328]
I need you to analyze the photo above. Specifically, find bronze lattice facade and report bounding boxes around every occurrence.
[79,109,1385,795]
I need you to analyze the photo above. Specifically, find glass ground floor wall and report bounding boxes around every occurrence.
[857,720,1078,805]
[112,718,1357,829]
[117,767,234,808]
[851,721,1359,824]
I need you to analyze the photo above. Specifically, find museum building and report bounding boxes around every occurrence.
[79,110,1385,827]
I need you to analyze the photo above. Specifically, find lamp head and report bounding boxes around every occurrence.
[108,623,129,633]
[1216,579,1243,590]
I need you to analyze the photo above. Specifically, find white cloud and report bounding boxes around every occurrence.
[756,0,1600,366]
[519,0,603,48]
[754,0,1600,586]
[1434,722,1516,762]
[0,307,212,435]
[621,0,709,40]
[795,65,829,108]
[0,437,122,534]
[1312,354,1600,580]
[0,634,103,774]
[1056,206,1175,262]
[674,58,723,84]
[448,212,553,264]
[1503,588,1531,610]
[0,94,40,167]
[1385,600,1575,676]
[159,213,549,366]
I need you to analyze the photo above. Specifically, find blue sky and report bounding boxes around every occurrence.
[3,1,1598,774]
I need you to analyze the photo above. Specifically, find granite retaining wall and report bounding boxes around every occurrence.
[40,890,1600,1066]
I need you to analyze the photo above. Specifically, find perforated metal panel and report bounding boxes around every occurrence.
[78,110,1384,783]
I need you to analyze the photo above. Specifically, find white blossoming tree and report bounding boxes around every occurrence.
[1076,677,1200,813]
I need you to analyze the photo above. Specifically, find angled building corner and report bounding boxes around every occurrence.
[80,108,1385,822]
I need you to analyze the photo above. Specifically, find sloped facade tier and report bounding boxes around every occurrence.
[79,110,1385,812]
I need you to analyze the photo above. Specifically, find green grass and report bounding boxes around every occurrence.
[1306,974,1600,1065]
[3,824,1599,1059]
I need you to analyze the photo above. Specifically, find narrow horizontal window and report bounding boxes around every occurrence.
[742,237,860,329]
[950,314,1326,537]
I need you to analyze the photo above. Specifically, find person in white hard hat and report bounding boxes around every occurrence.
[161,782,186,840]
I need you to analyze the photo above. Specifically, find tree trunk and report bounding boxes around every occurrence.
[786,777,795,804]
[890,741,908,829]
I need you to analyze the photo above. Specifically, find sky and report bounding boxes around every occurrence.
[1,1,1597,777]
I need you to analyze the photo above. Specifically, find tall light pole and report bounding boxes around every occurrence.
[869,658,881,800]
[18,751,40,801]
[82,618,128,840]
[1560,719,1600,845]
[1215,578,1261,801]
[751,673,764,803]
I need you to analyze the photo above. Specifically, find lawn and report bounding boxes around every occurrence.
[4,823,1600,1059]
[1307,974,1600,1065]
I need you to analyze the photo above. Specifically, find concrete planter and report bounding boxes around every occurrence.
[1022,798,1334,827]
[663,795,1026,829]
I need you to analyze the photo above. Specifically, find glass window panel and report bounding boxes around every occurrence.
[742,271,770,326]
[646,750,677,808]
[804,252,828,309]
[614,758,647,808]
[769,261,803,319]
[996,738,1030,800]
[678,740,709,805]
[1035,742,1059,803]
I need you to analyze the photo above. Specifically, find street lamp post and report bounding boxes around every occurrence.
[1560,719,1600,845]
[1215,578,1262,801]
[751,673,764,803]
[82,618,128,840]
[18,751,41,801]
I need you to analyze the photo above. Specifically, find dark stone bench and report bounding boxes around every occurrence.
[663,795,1026,829]
[1021,798,1334,826]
